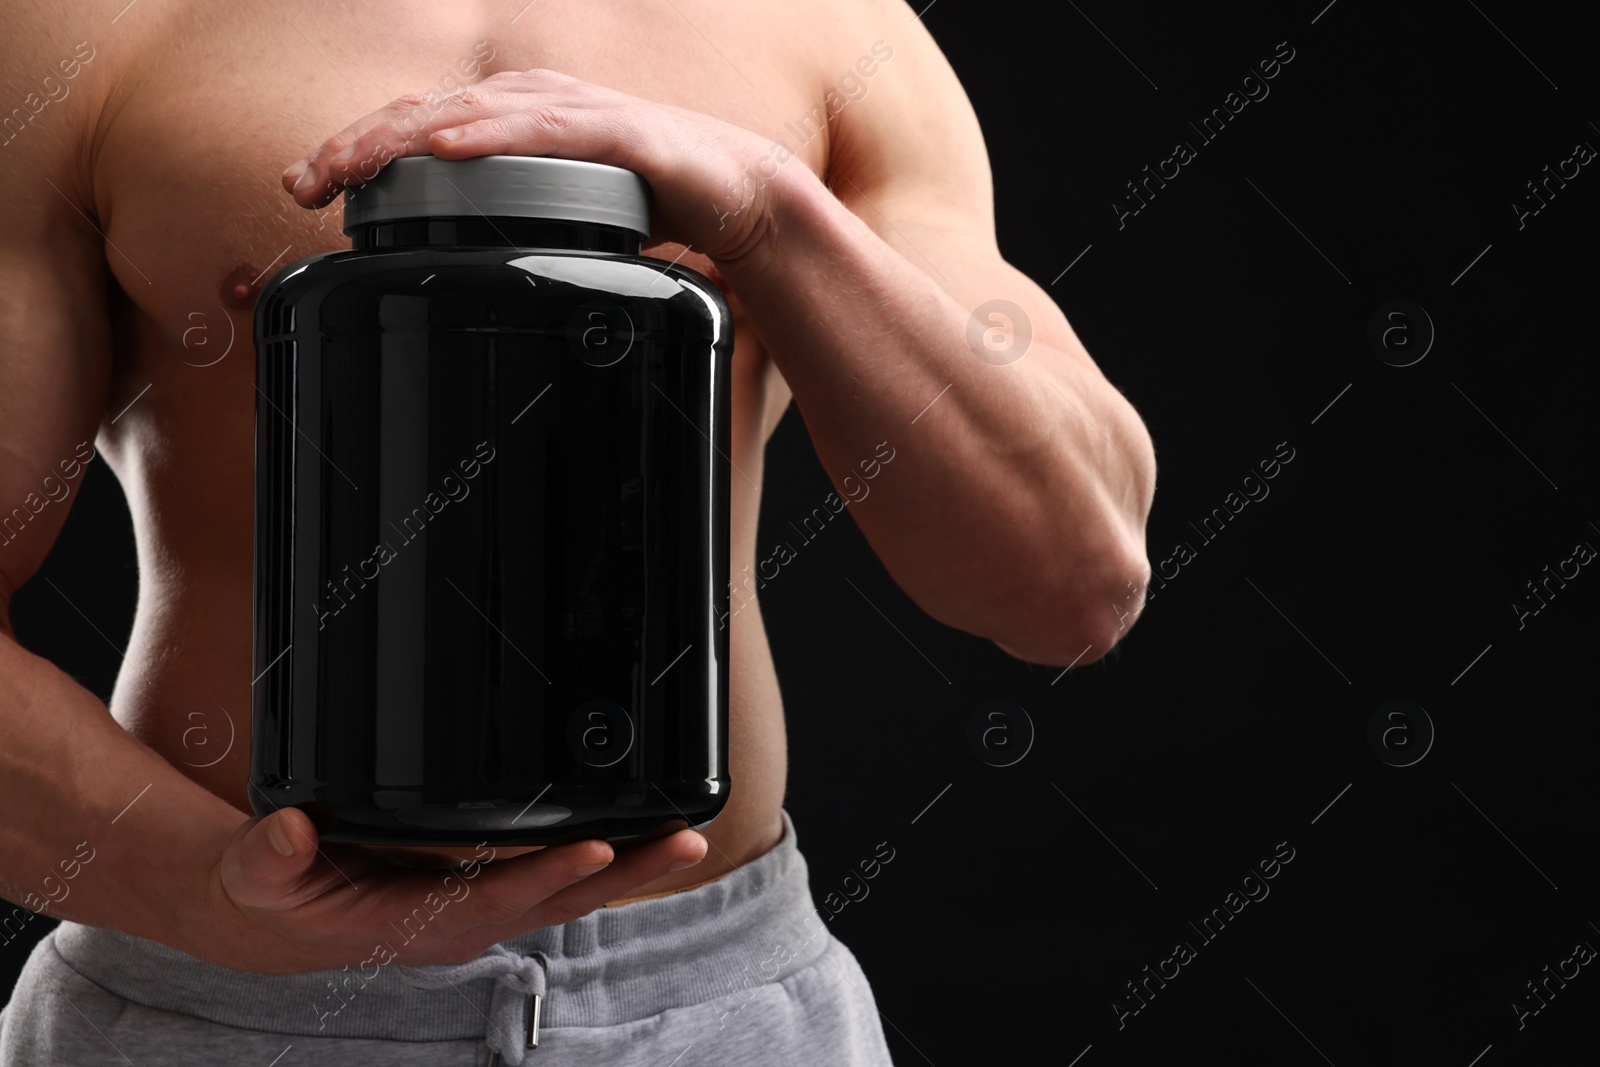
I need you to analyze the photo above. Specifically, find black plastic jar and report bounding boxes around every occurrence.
[249,155,732,845]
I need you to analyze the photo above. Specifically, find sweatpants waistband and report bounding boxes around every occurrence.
[52,810,832,1042]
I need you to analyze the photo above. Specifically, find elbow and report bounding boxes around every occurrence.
[989,401,1156,666]
[988,537,1151,668]
[990,616,1132,671]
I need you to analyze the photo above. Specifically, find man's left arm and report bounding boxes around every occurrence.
[283,12,1156,666]
[713,10,1157,666]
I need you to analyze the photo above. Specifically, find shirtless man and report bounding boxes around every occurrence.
[0,0,1155,1062]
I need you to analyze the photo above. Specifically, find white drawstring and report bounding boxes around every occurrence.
[399,945,550,1065]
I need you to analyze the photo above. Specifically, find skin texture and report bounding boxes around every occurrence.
[0,0,1154,974]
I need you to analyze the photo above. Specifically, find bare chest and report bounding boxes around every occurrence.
[90,0,818,440]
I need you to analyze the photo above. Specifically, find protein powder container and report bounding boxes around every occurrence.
[249,155,732,845]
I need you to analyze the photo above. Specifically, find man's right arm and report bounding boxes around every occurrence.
[0,193,709,971]
[0,115,250,950]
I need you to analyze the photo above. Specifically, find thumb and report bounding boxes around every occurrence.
[219,807,323,911]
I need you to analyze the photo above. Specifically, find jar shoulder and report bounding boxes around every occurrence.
[259,248,730,331]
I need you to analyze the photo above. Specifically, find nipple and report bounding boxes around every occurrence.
[221,262,268,311]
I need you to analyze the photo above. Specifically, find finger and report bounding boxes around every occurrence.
[517,829,708,930]
[218,807,328,911]
[354,70,597,166]
[414,836,617,941]
[358,842,544,869]
[424,104,646,173]
[287,73,591,208]
[282,88,464,205]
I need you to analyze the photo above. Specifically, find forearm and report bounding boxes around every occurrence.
[0,628,244,949]
[713,171,1156,663]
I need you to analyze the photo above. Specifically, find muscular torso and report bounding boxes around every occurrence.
[85,0,827,892]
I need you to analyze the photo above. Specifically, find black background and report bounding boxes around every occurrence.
[6,1,1599,1063]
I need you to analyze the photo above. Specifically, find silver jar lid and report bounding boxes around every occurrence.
[342,155,651,238]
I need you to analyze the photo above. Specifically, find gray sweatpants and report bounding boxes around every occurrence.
[0,811,893,1065]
